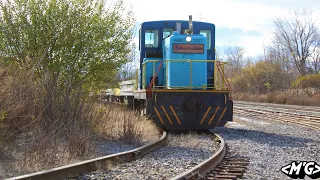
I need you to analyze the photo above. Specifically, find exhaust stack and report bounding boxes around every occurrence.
[188,15,193,34]
[175,22,182,33]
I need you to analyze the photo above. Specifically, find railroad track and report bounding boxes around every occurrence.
[173,132,250,180]
[235,101,320,113]
[8,131,168,180]
[234,105,320,131]
[8,130,249,180]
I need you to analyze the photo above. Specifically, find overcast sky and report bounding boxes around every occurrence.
[127,0,320,58]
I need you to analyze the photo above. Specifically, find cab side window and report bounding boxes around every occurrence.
[163,28,174,39]
[200,30,211,49]
[145,30,159,48]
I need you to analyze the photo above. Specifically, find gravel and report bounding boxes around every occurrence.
[212,112,320,180]
[93,139,146,156]
[76,133,219,179]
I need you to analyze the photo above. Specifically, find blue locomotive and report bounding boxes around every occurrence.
[128,16,233,131]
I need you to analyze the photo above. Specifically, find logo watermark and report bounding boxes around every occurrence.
[281,161,320,179]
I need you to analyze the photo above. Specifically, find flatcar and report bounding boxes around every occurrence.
[107,15,233,131]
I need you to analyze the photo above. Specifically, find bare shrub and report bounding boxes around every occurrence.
[0,66,99,177]
[233,91,320,106]
[0,66,159,179]
[291,74,320,97]
[231,61,292,94]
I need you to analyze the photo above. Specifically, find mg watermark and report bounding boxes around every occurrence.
[281,161,320,179]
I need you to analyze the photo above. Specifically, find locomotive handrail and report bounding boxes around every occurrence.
[142,60,224,63]
[216,61,233,100]
[142,59,228,64]
[142,60,159,64]
[142,59,230,91]
[142,60,164,89]
[152,86,228,90]
[146,59,165,99]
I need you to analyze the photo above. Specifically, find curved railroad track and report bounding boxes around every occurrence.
[173,132,250,180]
[7,131,168,180]
[7,130,250,180]
[234,102,320,131]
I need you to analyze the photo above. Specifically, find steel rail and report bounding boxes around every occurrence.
[171,133,226,180]
[234,101,320,113]
[7,131,167,180]
[234,107,320,122]
[234,108,320,131]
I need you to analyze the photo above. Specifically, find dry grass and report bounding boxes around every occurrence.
[0,67,159,179]
[233,91,320,106]
[90,103,159,144]
[167,132,213,148]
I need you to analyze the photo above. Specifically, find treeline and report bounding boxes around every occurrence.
[222,10,320,105]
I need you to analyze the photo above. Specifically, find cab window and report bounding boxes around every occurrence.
[200,30,211,49]
[163,28,174,39]
[145,30,159,48]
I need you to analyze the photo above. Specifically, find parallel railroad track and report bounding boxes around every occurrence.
[234,106,320,131]
[234,101,320,113]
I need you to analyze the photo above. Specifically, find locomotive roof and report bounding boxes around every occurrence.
[140,20,215,27]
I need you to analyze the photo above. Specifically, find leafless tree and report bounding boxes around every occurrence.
[307,40,320,73]
[273,9,320,76]
[224,46,245,77]
[215,46,224,60]
[243,56,255,68]
[264,42,294,74]
[117,42,138,81]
